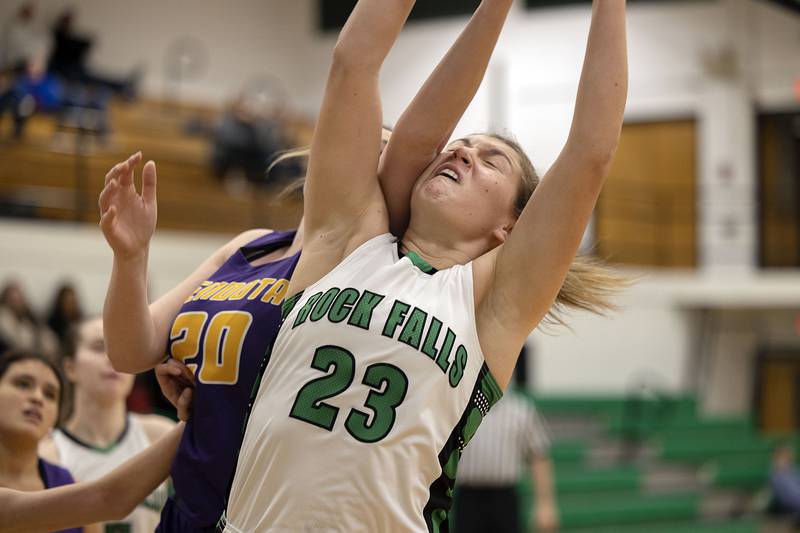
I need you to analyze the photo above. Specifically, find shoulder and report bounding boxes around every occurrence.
[227,229,274,249]
[132,413,176,444]
[38,432,61,464]
[211,228,274,268]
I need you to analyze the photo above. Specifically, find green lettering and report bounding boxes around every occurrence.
[293,292,323,328]
[421,316,443,360]
[347,291,385,330]
[382,301,410,339]
[328,288,360,323]
[310,288,341,322]
[435,328,456,373]
[398,308,427,350]
[448,345,468,387]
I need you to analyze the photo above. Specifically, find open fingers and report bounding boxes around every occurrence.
[141,160,157,207]
[98,180,118,214]
[118,152,142,188]
[99,205,116,233]
[104,152,141,187]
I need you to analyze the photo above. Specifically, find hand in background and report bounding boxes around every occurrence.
[155,359,195,421]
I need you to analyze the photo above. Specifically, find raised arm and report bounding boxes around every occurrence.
[99,158,271,373]
[477,0,628,383]
[291,0,416,291]
[379,0,514,237]
[0,423,184,533]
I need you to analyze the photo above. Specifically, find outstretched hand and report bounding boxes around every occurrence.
[155,359,195,421]
[98,152,158,260]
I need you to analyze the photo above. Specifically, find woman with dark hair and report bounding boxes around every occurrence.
[0,281,58,357]
[0,348,91,532]
[47,283,84,348]
[0,348,185,532]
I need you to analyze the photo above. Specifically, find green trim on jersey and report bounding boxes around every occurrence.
[404,251,437,274]
[422,363,503,532]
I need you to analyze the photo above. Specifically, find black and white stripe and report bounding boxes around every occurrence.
[457,393,551,486]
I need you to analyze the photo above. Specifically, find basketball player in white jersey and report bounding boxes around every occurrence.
[40,318,174,532]
[222,0,628,530]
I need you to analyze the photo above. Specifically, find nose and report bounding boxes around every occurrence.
[451,145,473,167]
[28,388,45,407]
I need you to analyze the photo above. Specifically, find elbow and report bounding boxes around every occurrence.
[106,350,142,375]
[330,41,380,76]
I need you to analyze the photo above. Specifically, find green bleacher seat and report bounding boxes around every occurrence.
[554,491,700,529]
[659,435,774,463]
[563,518,759,533]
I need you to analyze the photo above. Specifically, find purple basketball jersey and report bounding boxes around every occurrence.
[39,458,82,533]
[164,230,300,530]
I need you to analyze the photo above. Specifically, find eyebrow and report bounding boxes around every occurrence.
[484,147,514,169]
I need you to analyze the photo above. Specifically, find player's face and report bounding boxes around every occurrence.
[0,359,60,443]
[411,134,520,245]
[69,319,134,402]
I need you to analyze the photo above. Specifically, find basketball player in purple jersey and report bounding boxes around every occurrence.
[99,2,515,529]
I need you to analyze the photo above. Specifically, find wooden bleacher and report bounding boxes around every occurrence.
[0,99,307,234]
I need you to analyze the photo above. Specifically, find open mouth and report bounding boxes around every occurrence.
[22,408,42,424]
[435,168,460,184]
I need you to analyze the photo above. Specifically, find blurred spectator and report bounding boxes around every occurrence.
[47,282,83,349]
[211,92,290,189]
[0,281,58,358]
[47,8,137,98]
[0,50,63,138]
[770,443,800,523]
[1,2,49,75]
[455,388,559,532]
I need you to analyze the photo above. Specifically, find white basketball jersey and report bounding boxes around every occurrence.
[52,415,170,533]
[224,234,503,533]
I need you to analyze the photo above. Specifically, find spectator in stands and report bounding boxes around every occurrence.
[0,281,58,358]
[455,375,559,532]
[0,49,63,138]
[770,442,800,522]
[47,283,83,350]
[1,2,49,75]
[47,8,137,98]
[211,92,288,190]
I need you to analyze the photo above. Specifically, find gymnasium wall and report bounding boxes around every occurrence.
[2,0,800,410]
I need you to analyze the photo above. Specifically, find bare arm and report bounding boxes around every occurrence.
[476,0,628,384]
[531,455,559,531]
[290,0,416,294]
[99,154,272,374]
[379,0,514,237]
[0,423,184,533]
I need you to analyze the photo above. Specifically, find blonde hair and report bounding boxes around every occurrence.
[486,133,630,328]
[268,147,310,200]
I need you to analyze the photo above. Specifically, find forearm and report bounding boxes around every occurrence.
[97,421,184,518]
[392,0,512,149]
[531,455,557,509]
[380,0,513,235]
[332,0,416,73]
[304,0,416,233]
[104,252,161,373]
[567,0,627,164]
[0,424,184,532]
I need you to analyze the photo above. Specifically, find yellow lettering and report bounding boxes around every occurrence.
[261,279,289,305]
[247,278,275,300]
